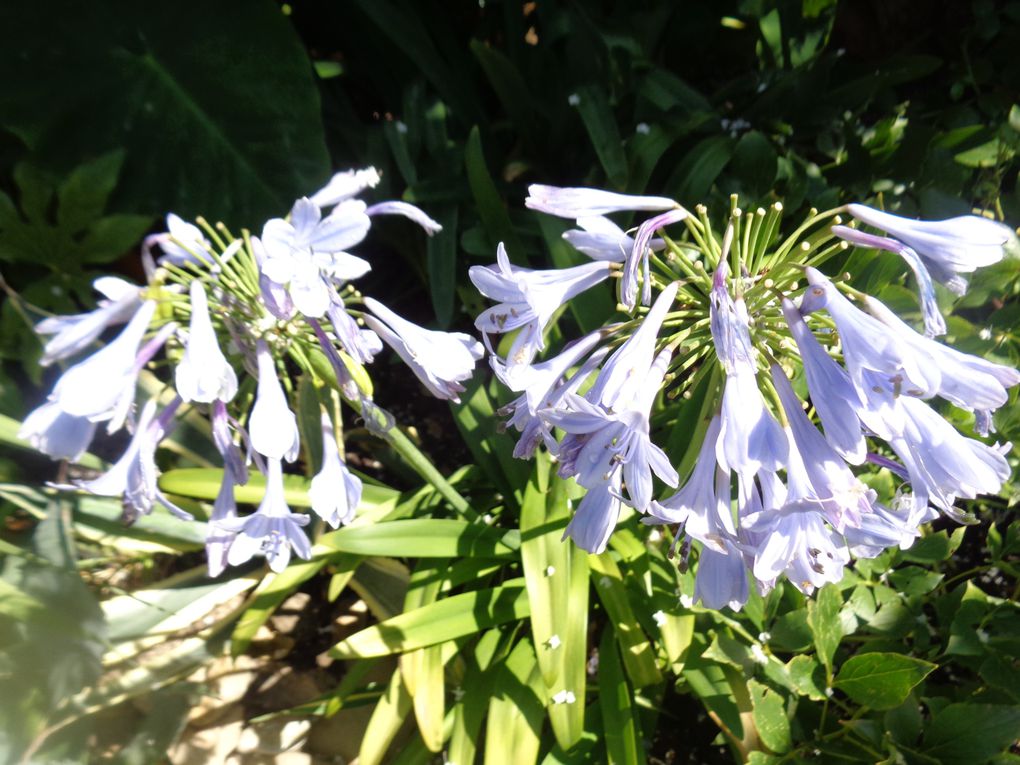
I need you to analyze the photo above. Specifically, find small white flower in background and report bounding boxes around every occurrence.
[363,297,483,403]
[308,412,362,528]
[551,690,576,704]
[36,276,141,366]
[546,635,562,649]
[175,281,238,403]
[248,339,300,462]
[217,458,312,573]
[652,610,667,626]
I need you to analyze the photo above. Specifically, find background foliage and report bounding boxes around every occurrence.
[0,1,1019,763]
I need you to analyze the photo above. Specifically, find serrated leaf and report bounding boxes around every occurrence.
[833,652,935,710]
[328,580,529,659]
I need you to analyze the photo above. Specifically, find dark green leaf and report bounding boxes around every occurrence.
[833,652,935,710]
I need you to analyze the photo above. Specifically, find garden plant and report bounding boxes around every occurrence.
[0,2,1019,764]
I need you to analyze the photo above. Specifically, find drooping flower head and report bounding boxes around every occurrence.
[476,183,1018,608]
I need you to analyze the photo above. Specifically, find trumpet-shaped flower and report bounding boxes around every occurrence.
[890,396,1011,520]
[175,281,238,403]
[308,413,362,528]
[211,399,248,484]
[365,201,442,235]
[771,365,874,531]
[206,464,240,578]
[18,399,97,461]
[624,208,689,309]
[326,302,382,365]
[646,416,735,552]
[588,282,678,410]
[309,167,381,209]
[76,397,192,523]
[694,539,749,611]
[363,297,483,403]
[248,339,300,462]
[37,277,141,366]
[217,459,312,573]
[562,474,622,554]
[544,348,679,513]
[782,299,866,463]
[865,295,1020,421]
[562,216,640,262]
[261,198,372,316]
[847,203,1014,294]
[525,184,678,218]
[833,224,946,337]
[800,268,939,397]
[470,243,611,366]
[711,270,787,478]
[51,300,160,431]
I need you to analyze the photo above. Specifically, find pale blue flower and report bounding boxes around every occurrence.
[694,539,749,611]
[309,413,362,528]
[211,399,248,485]
[309,167,381,209]
[51,301,173,433]
[18,399,96,461]
[646,416,736,552]
[587,281,678,410]
[365,201,442,235]
[781,298,866,463]
[711,269,787,478]
[175,281,238,403]
[470,243,611,366]
[847,203,1014,295]
[261,198,372,317]
[363,297,483,403]
[76,397,192,523]
[624,208,689,309]
[248,339,300,462]
[525,184,679,218]
[544,348,678,513]
[865,295,1020,421]
[562,216,640,262]
[889,396,1011,521]
[36,276,141,366]
[217,458,312,573]
[206,463,240,578]
[143,213,212,267]
[771,365,874,532]
[326,301,382,364]
[562,474,622,554]
[832,224,946,337]
[800,267,940,398]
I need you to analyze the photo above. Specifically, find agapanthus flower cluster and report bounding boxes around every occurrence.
[21,167,481,574]
[474,185,1018,609]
